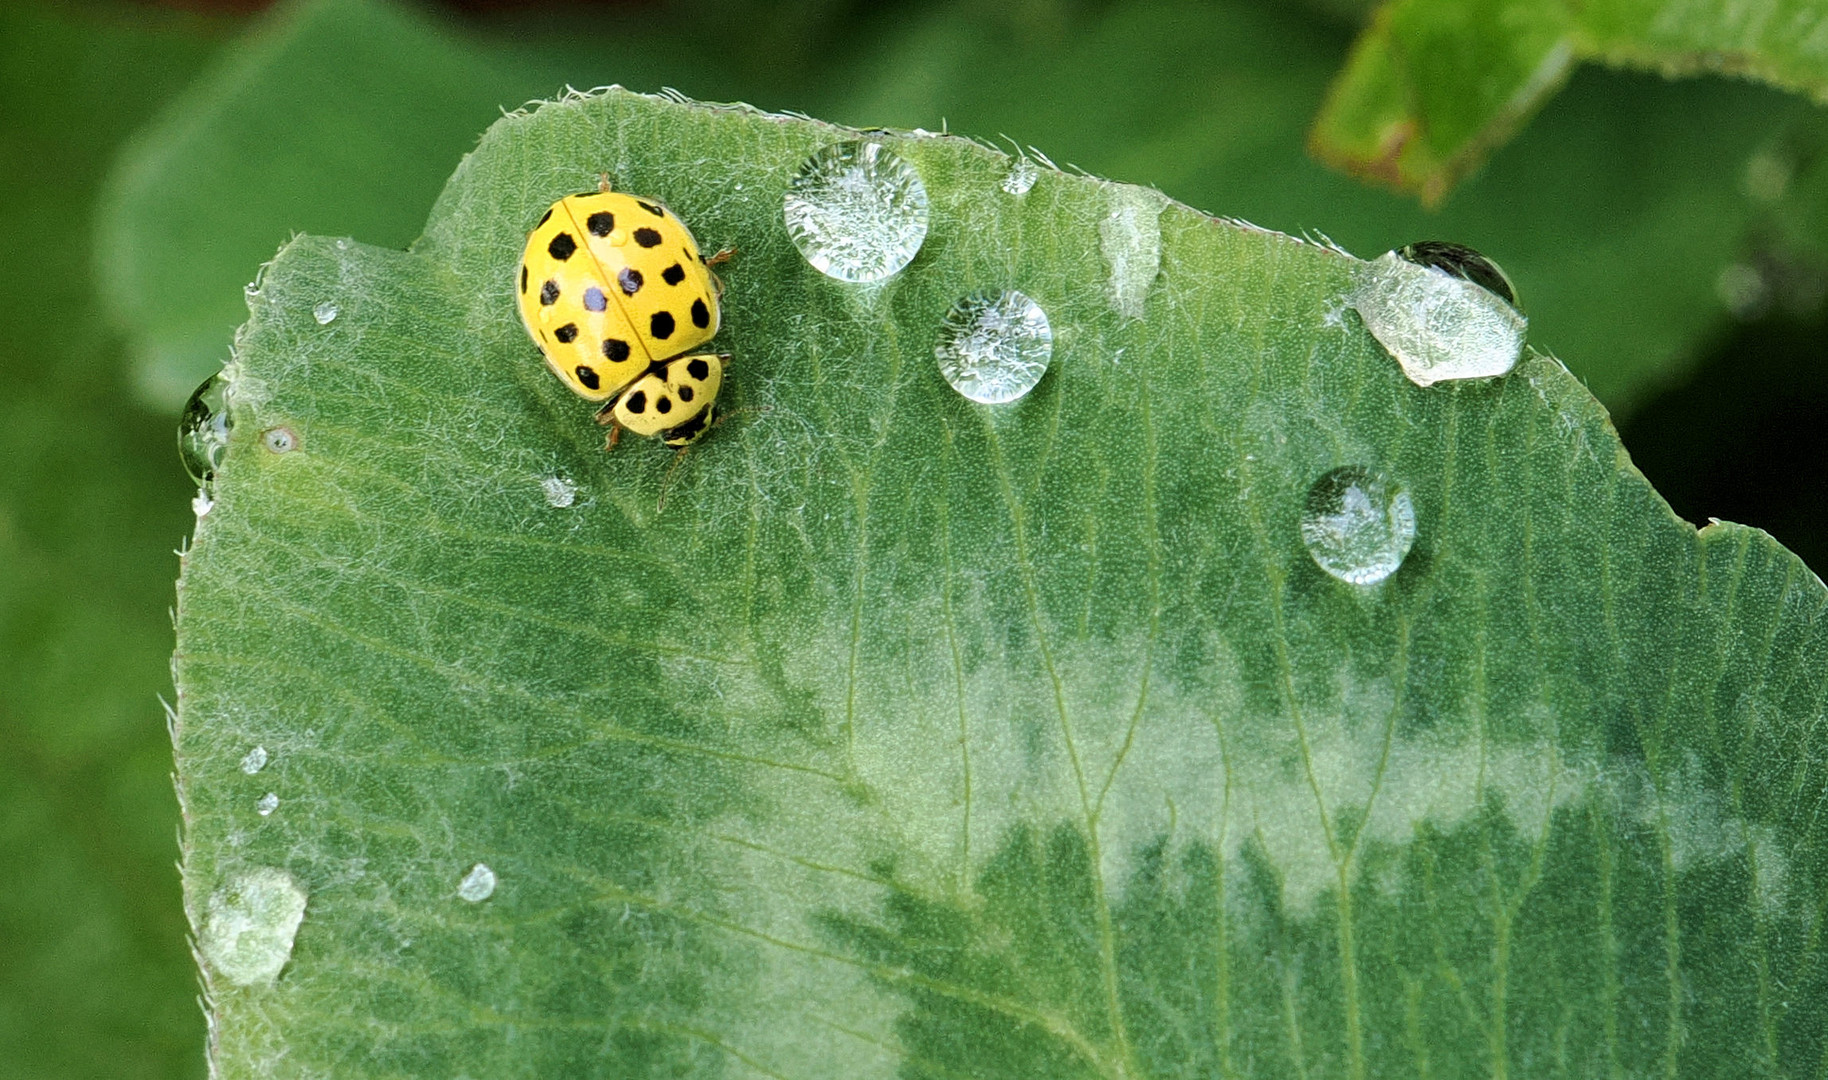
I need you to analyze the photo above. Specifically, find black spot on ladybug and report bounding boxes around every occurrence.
[624,390,647,414]
[619,267,643,295]
[664,408,711,445]
[661,263,686,286]
[540,280,559,306]
[538,208,552,226]
[650,311,675,339]
[554,323,578,343]
[634,228,662,248]
[520,265,528,293]
[679,384,694,403]
[637,200,665,217]
[548,232,577,261]
[587,212,614,237]
[575,364,600,390]
[690,299,710,328]
[603,338,631,362]
[583,286,607,312]
[656,395,673,414]
[686,358,710,381]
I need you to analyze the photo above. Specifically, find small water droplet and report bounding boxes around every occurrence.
[199,866,307,986]
[179,372,231,486]
[312,301,339,325]
[1002,157,1039,196]
[262,427,298,454]
[784,141,929,283]
[239,746,268,774]
[255,792,279,816]
[541,476,577,508]
[934,290,1054,404]
[1300,466,1416,585]
[458,863,496,902]
[192,492,215,518]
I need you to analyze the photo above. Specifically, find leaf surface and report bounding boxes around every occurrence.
[176,88,1828,1078]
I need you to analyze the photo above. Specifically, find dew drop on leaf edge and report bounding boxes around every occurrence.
[179,372,230,487]
[783,140,929,283]
[198,867,307,986]
[458,863,497,902]
[1002,157,1039,195]
[934,290,1055,404]
[1352,248,1526,387]
[1300,465,1416,585]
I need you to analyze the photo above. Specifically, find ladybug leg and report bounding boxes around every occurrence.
[598,173,613,193]
[706,247,736,268]
[594,401,623,450]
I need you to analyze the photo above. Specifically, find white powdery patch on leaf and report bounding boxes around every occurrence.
[1098,184,1167,319]
[199,866,308,986]
[1352,251,1526,386]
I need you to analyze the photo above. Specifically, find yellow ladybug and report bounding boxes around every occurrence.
[516,181,730,447]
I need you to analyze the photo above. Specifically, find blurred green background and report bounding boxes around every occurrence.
[4,0,1824,1074]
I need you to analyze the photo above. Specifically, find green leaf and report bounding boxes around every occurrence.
[1312,0,1828,204]
[0,3,220,1076]
[178,87,1828,1078]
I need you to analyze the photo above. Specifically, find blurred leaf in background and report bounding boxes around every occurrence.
[0,5,223,1077]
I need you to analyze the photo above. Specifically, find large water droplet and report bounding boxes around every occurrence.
[239,746,268,775]
[783,141,928,283]
[1352,247,1526,387]
[1300,466,1416,585]
[458,863,496,902]
[934,290,1054,404]
[199,867,307,986]
[312,301,339,325]
[179,372,230,486]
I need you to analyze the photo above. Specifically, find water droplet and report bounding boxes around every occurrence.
[192,492,215,518]
[1300,466,1416,585]
[935,290,1055,404]
[198,866,307,986]
[1352,248,1526,387]
[262,427,298,454]
[255,792,279,816]
[783,141,928,283]
[1002,157,1039,196]
[313,301,339,325]
[540,476,577,508]
[239,746,268,774]
[458,863,496,902]
[179,372,231,486]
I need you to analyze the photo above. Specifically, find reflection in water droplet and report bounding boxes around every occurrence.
[934,290,1054,404]
[1002,157,1039,196]
[262,427,298,454]
[1352,249,1526,387]
[179,373,231,487]
[240,746,268,774]
[458,863,496,902]
[313,301,339,325]
[199,866,307,985]
[1396,241,1518,307]
[784,141,928,283]
[541,476,577,508]
[1300,466,1416,585]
